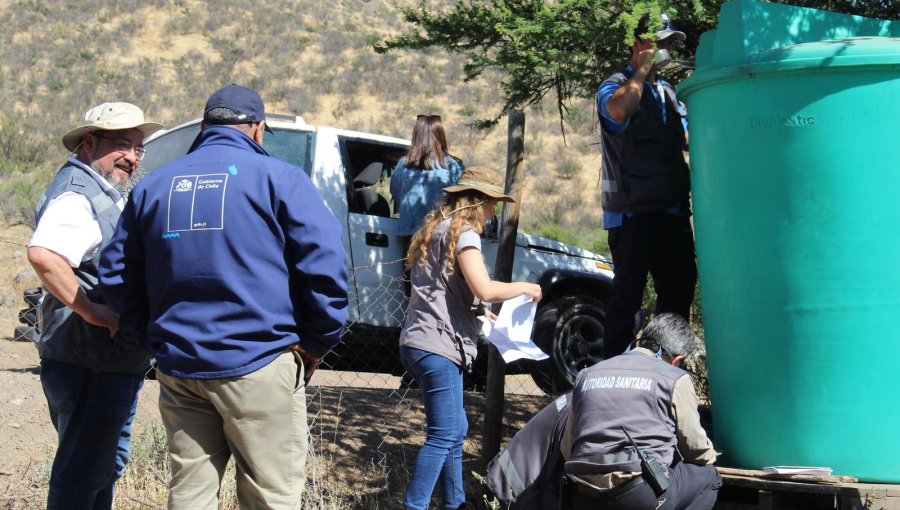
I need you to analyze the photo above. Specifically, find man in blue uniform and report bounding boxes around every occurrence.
[598,14,696,357]
[100,84,349,509]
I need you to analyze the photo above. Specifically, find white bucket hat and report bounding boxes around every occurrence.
[62,102,163,152]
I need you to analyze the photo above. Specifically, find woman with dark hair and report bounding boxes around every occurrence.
[400,166,542,510]
[390,114,465,237]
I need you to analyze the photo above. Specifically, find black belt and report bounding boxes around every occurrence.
[573,475,645,500]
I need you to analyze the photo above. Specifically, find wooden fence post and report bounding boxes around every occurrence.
[481,109,526,468]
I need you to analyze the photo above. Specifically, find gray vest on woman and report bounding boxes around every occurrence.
[34,160,150,373]
[399,221,481,371]
[565,352,685,476]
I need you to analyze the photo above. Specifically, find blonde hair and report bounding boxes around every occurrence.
[406,190,490,275]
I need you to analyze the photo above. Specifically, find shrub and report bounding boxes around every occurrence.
[554,148,581,181]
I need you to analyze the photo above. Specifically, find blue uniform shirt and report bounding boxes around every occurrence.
[597,65,689,229]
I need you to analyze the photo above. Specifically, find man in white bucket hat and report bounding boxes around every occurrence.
[27,102,162,509]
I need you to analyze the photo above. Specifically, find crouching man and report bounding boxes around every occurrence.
[486,391,571,509]
[560,313,721,509]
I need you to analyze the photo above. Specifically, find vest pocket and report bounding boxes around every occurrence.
[73,322,115,370]
[623,172,678,208]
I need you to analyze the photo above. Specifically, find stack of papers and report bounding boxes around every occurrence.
[762,466,833,476]
[479,295,548,363]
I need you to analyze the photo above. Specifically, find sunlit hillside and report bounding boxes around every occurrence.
[0,0,608,252]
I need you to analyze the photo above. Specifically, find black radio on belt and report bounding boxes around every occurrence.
[621,426,670,496]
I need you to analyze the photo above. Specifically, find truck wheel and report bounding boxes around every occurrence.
[530,295,606,394]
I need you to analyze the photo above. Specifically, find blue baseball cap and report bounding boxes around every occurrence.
[203,84,273,132]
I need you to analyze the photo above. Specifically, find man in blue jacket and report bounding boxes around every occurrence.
[100,84,349,509]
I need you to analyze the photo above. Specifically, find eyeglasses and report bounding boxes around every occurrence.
[417,114,442,121]
[92,133,147,159]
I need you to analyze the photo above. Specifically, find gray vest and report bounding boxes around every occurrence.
[565,352,685,476]
[599,72,691,214]
[488,393,570,509]
[34,160,150,373]
[399,221,481,370]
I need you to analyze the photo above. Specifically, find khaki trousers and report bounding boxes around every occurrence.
[158,351,307,510]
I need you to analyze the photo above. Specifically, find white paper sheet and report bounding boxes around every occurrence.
[762,466,833,476]
[495,294,538,342]
[479,296,547,363]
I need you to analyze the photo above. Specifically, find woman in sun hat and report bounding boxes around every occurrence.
[399,166,542,510]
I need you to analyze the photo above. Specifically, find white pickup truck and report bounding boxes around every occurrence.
[139,115,615,393]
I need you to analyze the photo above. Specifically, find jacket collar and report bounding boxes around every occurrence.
[188,125,270,156]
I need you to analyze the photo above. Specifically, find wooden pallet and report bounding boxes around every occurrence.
[716,467,900,510]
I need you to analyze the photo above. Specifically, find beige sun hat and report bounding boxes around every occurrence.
[443,166,515,202]
[62,102,164,152]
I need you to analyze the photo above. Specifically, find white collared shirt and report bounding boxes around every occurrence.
[29,158,125,267]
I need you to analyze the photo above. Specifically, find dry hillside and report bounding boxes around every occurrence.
[0,4,607,505]
[0,0,609,252]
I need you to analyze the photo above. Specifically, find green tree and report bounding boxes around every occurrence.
[375,0,898,129]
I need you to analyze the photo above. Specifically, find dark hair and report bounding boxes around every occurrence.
[636,313,699,359]
[634,13,653,42]
[202,107,260,136]
[204,107,245,125]
[404,115,451,170]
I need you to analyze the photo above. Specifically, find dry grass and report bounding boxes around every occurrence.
[0,379,548,509]
[0,0,608,251]
[0,209,551,510]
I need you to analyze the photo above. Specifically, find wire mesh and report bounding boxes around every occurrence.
[0,235,553,508]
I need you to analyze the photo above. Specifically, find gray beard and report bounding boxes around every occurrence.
[91,162,136,194]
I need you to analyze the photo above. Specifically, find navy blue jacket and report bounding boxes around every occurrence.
[100,126,349,379]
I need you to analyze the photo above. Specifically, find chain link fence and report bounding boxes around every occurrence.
[0,233,711,509]
[0,235,553,508]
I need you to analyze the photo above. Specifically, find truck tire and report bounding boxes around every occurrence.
[530,295,606,394]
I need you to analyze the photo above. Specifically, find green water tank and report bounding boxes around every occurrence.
[679,0,900,482]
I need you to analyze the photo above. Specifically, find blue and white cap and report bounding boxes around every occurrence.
[657,14,686,42]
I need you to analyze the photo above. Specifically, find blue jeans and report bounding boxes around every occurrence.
[400,347,468,510]
[40,359,144,510]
